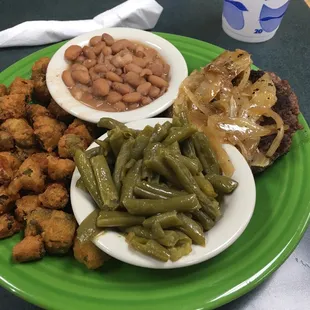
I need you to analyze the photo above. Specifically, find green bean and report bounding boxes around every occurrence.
[192,210,215,231]
[192,132,220,175]
[144,156,181,188]
[157,230,181,247]
[143,211,182,229]
[120,158,136,181]
[85,146,100,159]
[126,234,170,262]
[134,186,168,200]
[205,174,238,194]
[150,121,172,143]
[162,126,196,146]
[194,176,217,198]
[76,177,87,192]
[169,232,192,261]
[97,117,127,130]
[151,222,165,239]
[164,153,221,220]
[136,181,186,199]
[181,138,196,158]
[90,155,119,210]
[124,194,200,215]
[108,129,125,156]
[74,149,103,208]
[120,159,142,204]
[178,213,205,246]
[131,125,153,160]
[113,137,135,193]
[97,211,145,227]
[97,118,138,137]
[126,225,153,239]
[126,226,181,247]
[94,138,110,156]
[77,209,102,243]
[167,141,181,154]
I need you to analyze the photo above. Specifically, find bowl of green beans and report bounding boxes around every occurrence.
[71,117,256,269]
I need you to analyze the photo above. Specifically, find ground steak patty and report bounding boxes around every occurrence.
[250,70,302,173]
[163,70,302,173]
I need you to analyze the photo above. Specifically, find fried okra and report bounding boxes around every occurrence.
[1,118,36,148]
[0,131,14,151]
[26,104,51,121]
[39,183,69,209]
[9,77,34,101]
[33,77,51,104]
[58,134,88,158]
[15,195,42,222]
[0,84,7,97]
[9,158,45,194]
[12,235,45,263]
[25,209,76,254]
[0,152,21,185]
[29,153,54,173]
[0,214,20,239]
[31,57,50,81]
[24,208,51,237]
[0,94,26,120]
[65,119,93,146]
[47,156,75,180]
[33,116,66,152]
[31,58,51,104]
[14,146,40,162]
[73,238,107,270]
[43,210,76,254]
[47,99,73,122]
[0,186,20,215]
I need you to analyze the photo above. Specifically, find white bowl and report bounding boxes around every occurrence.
[46,28,188,124]
[71,118,256,269]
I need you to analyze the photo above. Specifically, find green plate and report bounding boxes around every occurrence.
[0,33,310,310]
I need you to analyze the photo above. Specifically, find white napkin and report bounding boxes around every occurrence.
[0,0,163,48]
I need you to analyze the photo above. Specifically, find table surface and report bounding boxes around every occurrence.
[0,0,309,309]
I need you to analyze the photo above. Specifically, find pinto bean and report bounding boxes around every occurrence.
[62,70,75,87]
[141,96,152,105]
[125,63,142,74]
[90,36,102,47]
[140,68,153,77]
[82,46,96,59]
[149,85,160,98]
[106,71,123,83]
[92,79,110,97]
[137,82,151,96]
[107,91,123,104]
[65,45,82,61]
[124,72,144,88]
[112,82,133,95]
[102,46,112,56]
[71,64,88,72]
[71,70,90,85]
[123,92,142,103]
[148,75,168,88]
[93,41,106,55]
[148,63,163,77]
[83,59,97,69]
[102,33,114,46]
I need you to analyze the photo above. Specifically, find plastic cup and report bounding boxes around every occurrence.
[222,0,290,43]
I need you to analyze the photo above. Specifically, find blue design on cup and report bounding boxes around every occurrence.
[259,0,290,33]
[223,0,248,30]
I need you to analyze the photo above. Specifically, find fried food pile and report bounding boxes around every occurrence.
[0,57,106,269]
[173,49,301,175]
